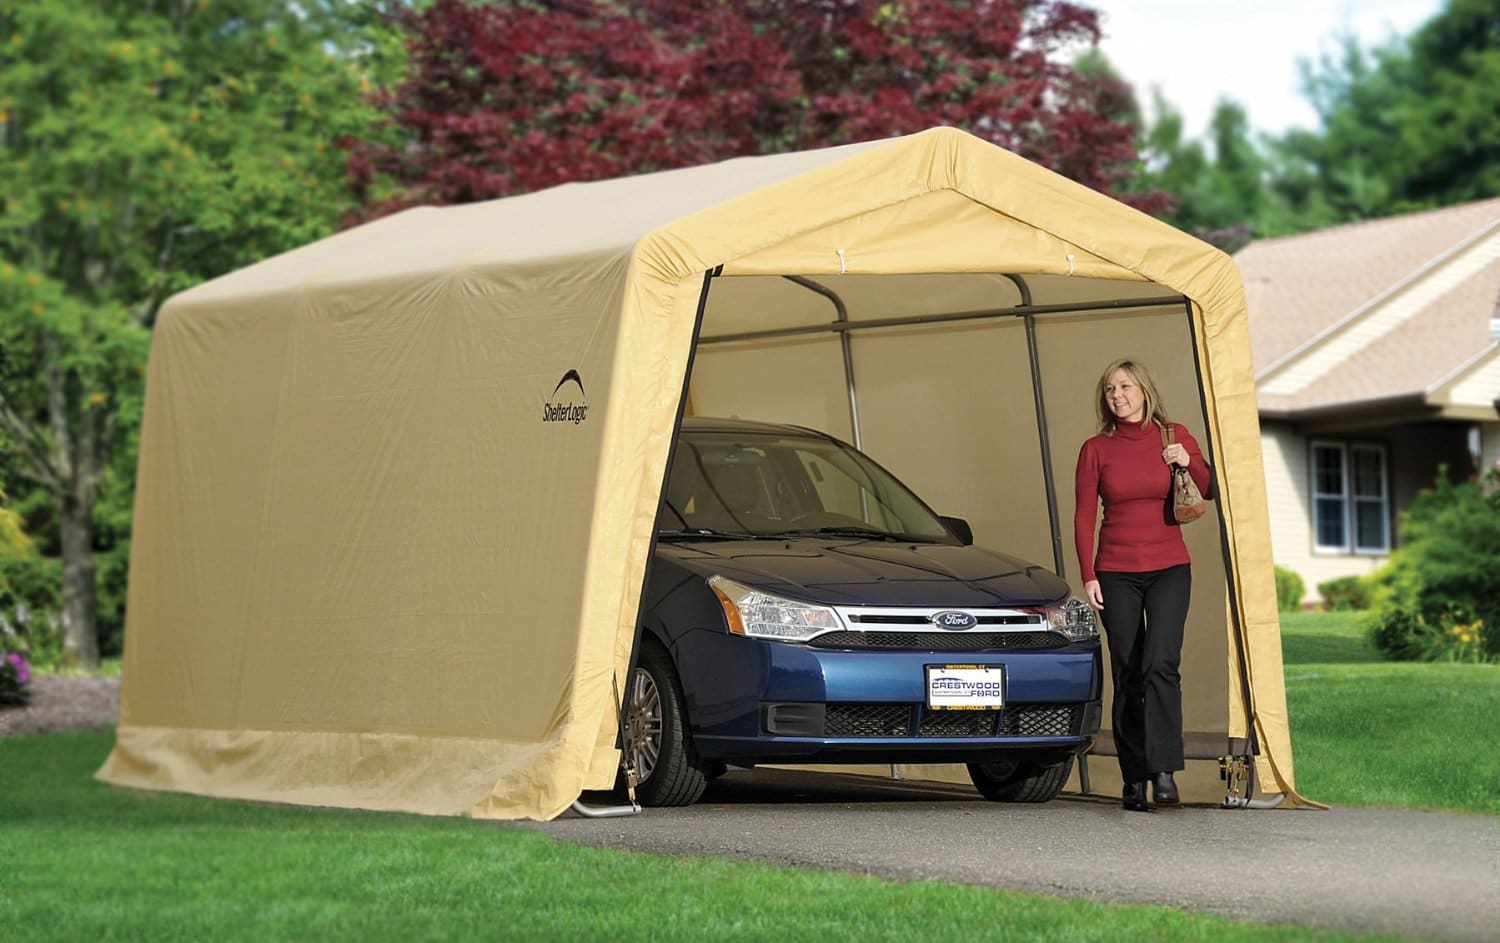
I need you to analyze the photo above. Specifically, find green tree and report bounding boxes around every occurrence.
[1275,36,1406,223]
[1391,0,1500,204]
[1134,96,1266,251]
[0,1,397,667]
[1274,0,1500,225]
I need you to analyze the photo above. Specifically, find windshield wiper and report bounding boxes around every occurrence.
[779,526,948,544]
[782,526,897,540]
[656,528,761,540]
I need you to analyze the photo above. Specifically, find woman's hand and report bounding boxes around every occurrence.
[1084,579,1103,610]
[1162,442,1190,467]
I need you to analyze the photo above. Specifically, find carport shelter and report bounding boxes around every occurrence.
[100,127,1312,819]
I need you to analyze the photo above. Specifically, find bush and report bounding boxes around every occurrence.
[1317,575,1372,611]
[1273,565,1305,612]
[0,650,31,706]
[1365,468,1500,662]
[0,509,64,669]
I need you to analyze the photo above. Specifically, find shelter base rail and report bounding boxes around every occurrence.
[570,797,643,818]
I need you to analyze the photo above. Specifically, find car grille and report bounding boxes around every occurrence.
[919,708,1000,738]
[846,614,1042,626]
[825,703,912,737]
[1001,704,1078,737]
[818,703,1080,739]
[808,631,1065,651]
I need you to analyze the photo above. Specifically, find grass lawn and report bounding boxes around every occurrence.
[0,730,1411,943]
[1279,610,1500,815]
[0,612,1486,941]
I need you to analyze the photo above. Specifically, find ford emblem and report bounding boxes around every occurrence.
[931,610,977,630]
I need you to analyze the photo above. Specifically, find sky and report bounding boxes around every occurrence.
[1084,1,1447,139]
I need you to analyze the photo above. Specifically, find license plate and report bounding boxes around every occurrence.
[926,664,1005,710]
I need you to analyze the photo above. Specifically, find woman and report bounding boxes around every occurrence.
[1074,359,1212,812]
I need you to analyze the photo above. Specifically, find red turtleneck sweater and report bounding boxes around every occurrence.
[1074,419,1212,583]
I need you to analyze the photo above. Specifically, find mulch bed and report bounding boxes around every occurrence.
[0,675,120,736]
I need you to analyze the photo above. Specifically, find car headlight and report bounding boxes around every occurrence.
[708,576,841,643]
[1043,596,1099,641]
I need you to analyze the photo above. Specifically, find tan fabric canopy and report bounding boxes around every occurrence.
[100,127,1306,819]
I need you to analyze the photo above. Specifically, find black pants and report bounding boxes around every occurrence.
[1096,564,1191,783]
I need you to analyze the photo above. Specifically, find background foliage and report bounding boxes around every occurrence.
[1273,565,1305,613]
[3,0,1499,667]
[1364,469,1500,663]
[0,0,400,667]
[1130,0,1500,250]
[352,0,1168,213]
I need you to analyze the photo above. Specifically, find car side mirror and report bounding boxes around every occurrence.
[940,516,973,546]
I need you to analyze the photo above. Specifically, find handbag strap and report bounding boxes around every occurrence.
[1159,422,1187,476]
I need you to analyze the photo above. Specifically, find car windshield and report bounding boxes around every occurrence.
[658,430,955,542]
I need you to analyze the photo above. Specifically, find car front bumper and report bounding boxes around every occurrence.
[671,629,1103,765]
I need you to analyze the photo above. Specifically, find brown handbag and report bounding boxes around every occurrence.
[1159,424,1208,523]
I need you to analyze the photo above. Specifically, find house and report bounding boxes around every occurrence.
[1236,198,1500,602]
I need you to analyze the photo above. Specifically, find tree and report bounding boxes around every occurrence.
[0,1,398,667]
[1274,36,1407,223]
[1388,0,1500,205]
[352,0,1166,213]
[1273,0,1500,226]
[1134,95,1266,251]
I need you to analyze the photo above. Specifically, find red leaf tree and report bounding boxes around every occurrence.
[351,0,1166,213]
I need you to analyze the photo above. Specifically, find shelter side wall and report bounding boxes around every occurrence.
[112,252,637,819]
[689,338,855,439]
[851,319,1053,571]
[1033,309,1231,744]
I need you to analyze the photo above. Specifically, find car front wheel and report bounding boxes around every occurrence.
[967,754,1074,803]
[622,641,708,807]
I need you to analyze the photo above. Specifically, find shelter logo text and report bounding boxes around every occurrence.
[542,369,589,425]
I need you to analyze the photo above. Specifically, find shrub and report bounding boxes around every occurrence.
[1317,575,1372,611]
[0,509,64,669]
[0,650,31,706]
[1365,468,1500,662]
[1273,565,1305,612]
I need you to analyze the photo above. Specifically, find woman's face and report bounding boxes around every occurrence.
[1104,369,1146,424]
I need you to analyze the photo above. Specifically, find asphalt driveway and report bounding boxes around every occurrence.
[520,769,1499,942]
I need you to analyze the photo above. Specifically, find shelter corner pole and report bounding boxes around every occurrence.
[1182,298,1262,791]
[598,266,719,816]
[782,275,861,448]
[1008,274,1067,578]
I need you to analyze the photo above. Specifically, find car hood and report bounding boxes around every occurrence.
[657,537,1071,608]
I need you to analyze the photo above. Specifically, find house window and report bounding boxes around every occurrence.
[1310,441,1389,554]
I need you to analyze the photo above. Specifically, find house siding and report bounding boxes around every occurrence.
[1259,422,1385,604]
[1260,420,1471,603]
[1480,421,1500,477]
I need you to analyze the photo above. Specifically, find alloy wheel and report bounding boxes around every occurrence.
[625,667,664,782]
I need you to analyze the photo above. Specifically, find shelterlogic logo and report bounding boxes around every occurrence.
[542,369,590,425]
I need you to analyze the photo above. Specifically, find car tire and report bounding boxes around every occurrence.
[967,754,1074,803]
[622,641,708,807]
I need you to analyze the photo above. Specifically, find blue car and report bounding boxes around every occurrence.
[628,418,1103,806]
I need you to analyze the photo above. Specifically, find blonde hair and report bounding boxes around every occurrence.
[1095,359,1170,436]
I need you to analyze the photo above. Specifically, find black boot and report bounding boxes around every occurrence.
[1122,781,1150,812]
[1151,771,1179,805]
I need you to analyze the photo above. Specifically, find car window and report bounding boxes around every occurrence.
[661,431,953,542]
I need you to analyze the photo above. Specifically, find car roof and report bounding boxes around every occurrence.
[679,416,832,439]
